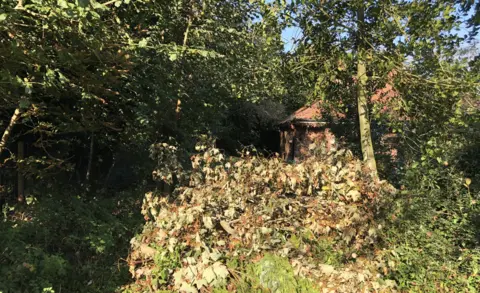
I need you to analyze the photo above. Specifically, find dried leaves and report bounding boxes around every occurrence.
[127,145,397,292]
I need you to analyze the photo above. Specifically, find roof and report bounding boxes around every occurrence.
[279,101,326,128]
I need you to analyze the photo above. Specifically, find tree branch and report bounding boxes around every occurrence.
[0,108,22,154]
[102,0,118,6]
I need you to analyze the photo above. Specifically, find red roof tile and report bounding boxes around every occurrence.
[292,101,323,120]
[281,101,323,124]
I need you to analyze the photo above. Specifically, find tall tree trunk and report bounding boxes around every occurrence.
[0,108,22,154]
[85,132,94,191]
[17,140,25,203]
[356,5,377,175]
[103,153,116,188]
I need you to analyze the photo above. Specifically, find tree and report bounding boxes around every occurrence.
[356,3,377,173]
[0,0,285,193]
[284,0,479,177]
[284,0,402,174]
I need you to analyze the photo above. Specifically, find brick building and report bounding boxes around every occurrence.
[279,101,337,161]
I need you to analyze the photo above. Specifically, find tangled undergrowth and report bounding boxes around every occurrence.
[123,144,398,293]
[0,187,144,293]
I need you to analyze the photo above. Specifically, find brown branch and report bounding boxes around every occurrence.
[102,122,122,132]
[14,5,48,19]
[0,108,22,154]
[102,0,118,6]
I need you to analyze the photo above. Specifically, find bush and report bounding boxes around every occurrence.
[380,160,480,292]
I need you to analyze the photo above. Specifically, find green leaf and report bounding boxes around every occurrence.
[58,0,69,8]
[138,38,148,48]
[0,14,7,22]
[169,53,178,61]
[465,178,471,186]
[19,99,30,109]
[77,0,90,7]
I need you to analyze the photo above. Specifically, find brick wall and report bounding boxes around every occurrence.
[280,125,337,161]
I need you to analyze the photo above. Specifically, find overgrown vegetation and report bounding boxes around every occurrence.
[0,0,479,292]
[0,187,143,293]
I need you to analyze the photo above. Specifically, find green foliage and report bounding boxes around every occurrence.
[232,254,318,293]
[0,1,479,293]
[1,1,287,292]
[0,0,286,185]
[381,164,480,292]
[215,100,286,154]
[376,93,480,292]
[281,2,480,290]
[0,187,143,293]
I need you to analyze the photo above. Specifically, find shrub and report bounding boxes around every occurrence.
[380,160,480,292]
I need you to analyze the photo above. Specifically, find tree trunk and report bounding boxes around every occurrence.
[356,5,377,175]
[103,153,116,188]
[85,133,94,190]
[0,108,22,154]
[17,140,25,203]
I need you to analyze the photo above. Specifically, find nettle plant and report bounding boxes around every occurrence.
[126,142,397,292]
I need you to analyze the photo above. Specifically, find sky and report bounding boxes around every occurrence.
[282,26,302,52]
